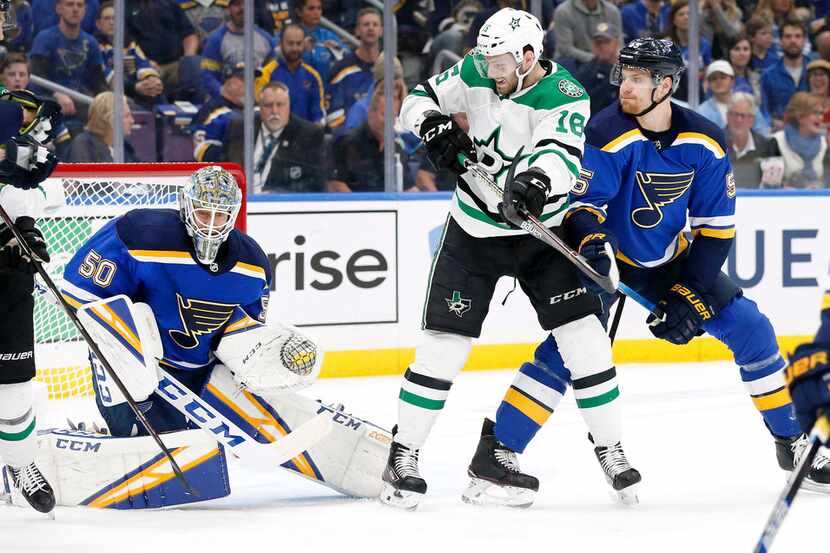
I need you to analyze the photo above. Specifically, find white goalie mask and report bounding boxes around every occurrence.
[472,7,544,92]
[179,166,242,265]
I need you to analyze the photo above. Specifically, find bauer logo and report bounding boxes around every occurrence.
[247,210,398,327]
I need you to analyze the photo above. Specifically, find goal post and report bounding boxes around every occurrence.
[32,162,248,401]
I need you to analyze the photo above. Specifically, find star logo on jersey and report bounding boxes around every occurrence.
[509,17,521,30]
[169,294,238,349]
[631,170,695,229]
[446,291,472,318]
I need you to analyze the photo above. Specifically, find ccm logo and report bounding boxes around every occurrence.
[422,122,452,142]
[56,439,101,453]
[550,287,587,304]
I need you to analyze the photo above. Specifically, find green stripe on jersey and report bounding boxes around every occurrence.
[455,194,569,229]
[0,417,36,442]
[575,387,620,409]
[529,149,580,180]
[400,389,446,410]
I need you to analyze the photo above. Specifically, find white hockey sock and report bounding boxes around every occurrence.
[0,381,37,468]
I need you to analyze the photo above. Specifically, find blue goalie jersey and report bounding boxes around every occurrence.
[61,208,271,373]
[572,102,736,269]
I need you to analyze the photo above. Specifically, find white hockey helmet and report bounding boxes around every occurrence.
[179,165,242,266]
[473,7,544,85]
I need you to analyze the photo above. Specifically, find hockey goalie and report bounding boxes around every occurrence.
[4,165,391,509]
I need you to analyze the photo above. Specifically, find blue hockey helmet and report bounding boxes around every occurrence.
[611,37,685,116]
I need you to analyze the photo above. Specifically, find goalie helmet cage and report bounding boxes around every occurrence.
[32,162,248,401]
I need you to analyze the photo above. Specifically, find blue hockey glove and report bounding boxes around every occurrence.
[498,168,550,229]
[786,342,830,440]
[418,111,476,175]
[0,216,50,274]
[577,232,617,295]
[647,282,715,345]
[0,134,58,189]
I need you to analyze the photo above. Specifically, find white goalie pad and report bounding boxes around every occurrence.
[77,295,162,406]
[2,429,230,509]
[215,321,322,395]
[205,365,391,498]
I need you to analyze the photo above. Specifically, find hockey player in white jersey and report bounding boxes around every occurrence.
[5,165,392,510]
[380,7,640,510]
[0,0,62,515]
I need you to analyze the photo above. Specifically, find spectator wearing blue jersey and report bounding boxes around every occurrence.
[30,0,107,132]
[201,0,277,100]
[257,24,325,125]
[192,63,246,161]
[698,61,770,135]
[32,0,98,37]
[177,0,227,42]
[293,0,346,91]
[95,1,164,106]
[747,16,779,72]
[620,0,669,42]
[760,19,809,131]
[326,7,382,131]
[5,0,34,52]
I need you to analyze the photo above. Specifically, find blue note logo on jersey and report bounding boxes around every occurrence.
[631,170,695,229]
[169,294,238,349]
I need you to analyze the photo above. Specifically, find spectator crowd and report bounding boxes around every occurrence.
[7,0,830,191]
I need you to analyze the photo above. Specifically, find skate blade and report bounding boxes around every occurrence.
[379,482,423,511]
[800,478,830,494]
[609,483,639,506]
[461,477,536,508]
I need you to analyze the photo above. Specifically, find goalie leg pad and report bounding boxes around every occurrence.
[4,428,230,509]
[202,364,391,497]
[78,295,162,407]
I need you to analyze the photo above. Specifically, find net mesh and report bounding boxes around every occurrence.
[32,164,246,401]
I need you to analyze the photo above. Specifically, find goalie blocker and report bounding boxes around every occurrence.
[34,295,392,508]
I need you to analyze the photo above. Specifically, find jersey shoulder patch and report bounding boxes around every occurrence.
[586,103,641,152]
[511,61,587,110]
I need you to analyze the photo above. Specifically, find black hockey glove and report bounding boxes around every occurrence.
[0,134,58,190]
[786,342,830,440]
[498,167,550,229]
[577,232,617,295]
[418,111,476,175]
[647,282,714,345]
[0,216,50,274]
[23,97,63,144]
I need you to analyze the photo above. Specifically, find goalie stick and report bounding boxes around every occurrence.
[458,150,619,295]
[752,414,830,553]
[156,367,333,469]
[0,202,197,497]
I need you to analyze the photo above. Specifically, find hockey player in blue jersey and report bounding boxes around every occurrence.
[481,37,830,494]
[0,0,63,515]
[43,165,391,509]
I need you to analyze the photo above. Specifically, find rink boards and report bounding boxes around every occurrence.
[247,191,830,377]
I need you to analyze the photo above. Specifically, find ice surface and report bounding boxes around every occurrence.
[2,362,826,553]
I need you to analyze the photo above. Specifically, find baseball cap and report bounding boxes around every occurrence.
[591,21,620,41]
[705,60,735,79]
[225,61,262,80]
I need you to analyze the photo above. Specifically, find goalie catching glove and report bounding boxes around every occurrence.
[215,321,322,395]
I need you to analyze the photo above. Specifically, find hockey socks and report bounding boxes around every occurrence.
[494,361,567,453]
[396,367,453,447]
[0,381,37,468]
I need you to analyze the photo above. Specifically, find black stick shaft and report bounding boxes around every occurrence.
[608,293,626,345]
[0,202,196,496]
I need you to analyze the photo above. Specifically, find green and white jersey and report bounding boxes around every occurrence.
[400,55,589,238]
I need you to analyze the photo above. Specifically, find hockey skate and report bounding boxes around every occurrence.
[380,428,427,510]
[461,418,539,508]
[774,434,830,493]
[589,433,641,505]
[6,462,55,515]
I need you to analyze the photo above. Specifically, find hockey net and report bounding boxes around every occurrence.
[32,163,248,401]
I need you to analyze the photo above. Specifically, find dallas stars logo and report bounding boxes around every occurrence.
[509,17,521,30]
[446,291,472,318]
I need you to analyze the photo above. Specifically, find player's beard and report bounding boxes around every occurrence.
[619,96,646,115]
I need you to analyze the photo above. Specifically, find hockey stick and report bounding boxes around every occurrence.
[457,152,619,294]
[608,293,627,345]
[752,413,830,553]
[0,203,197,497]
[156,367,332,469]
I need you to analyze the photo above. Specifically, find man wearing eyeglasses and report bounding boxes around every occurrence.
[725,92,783,188]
